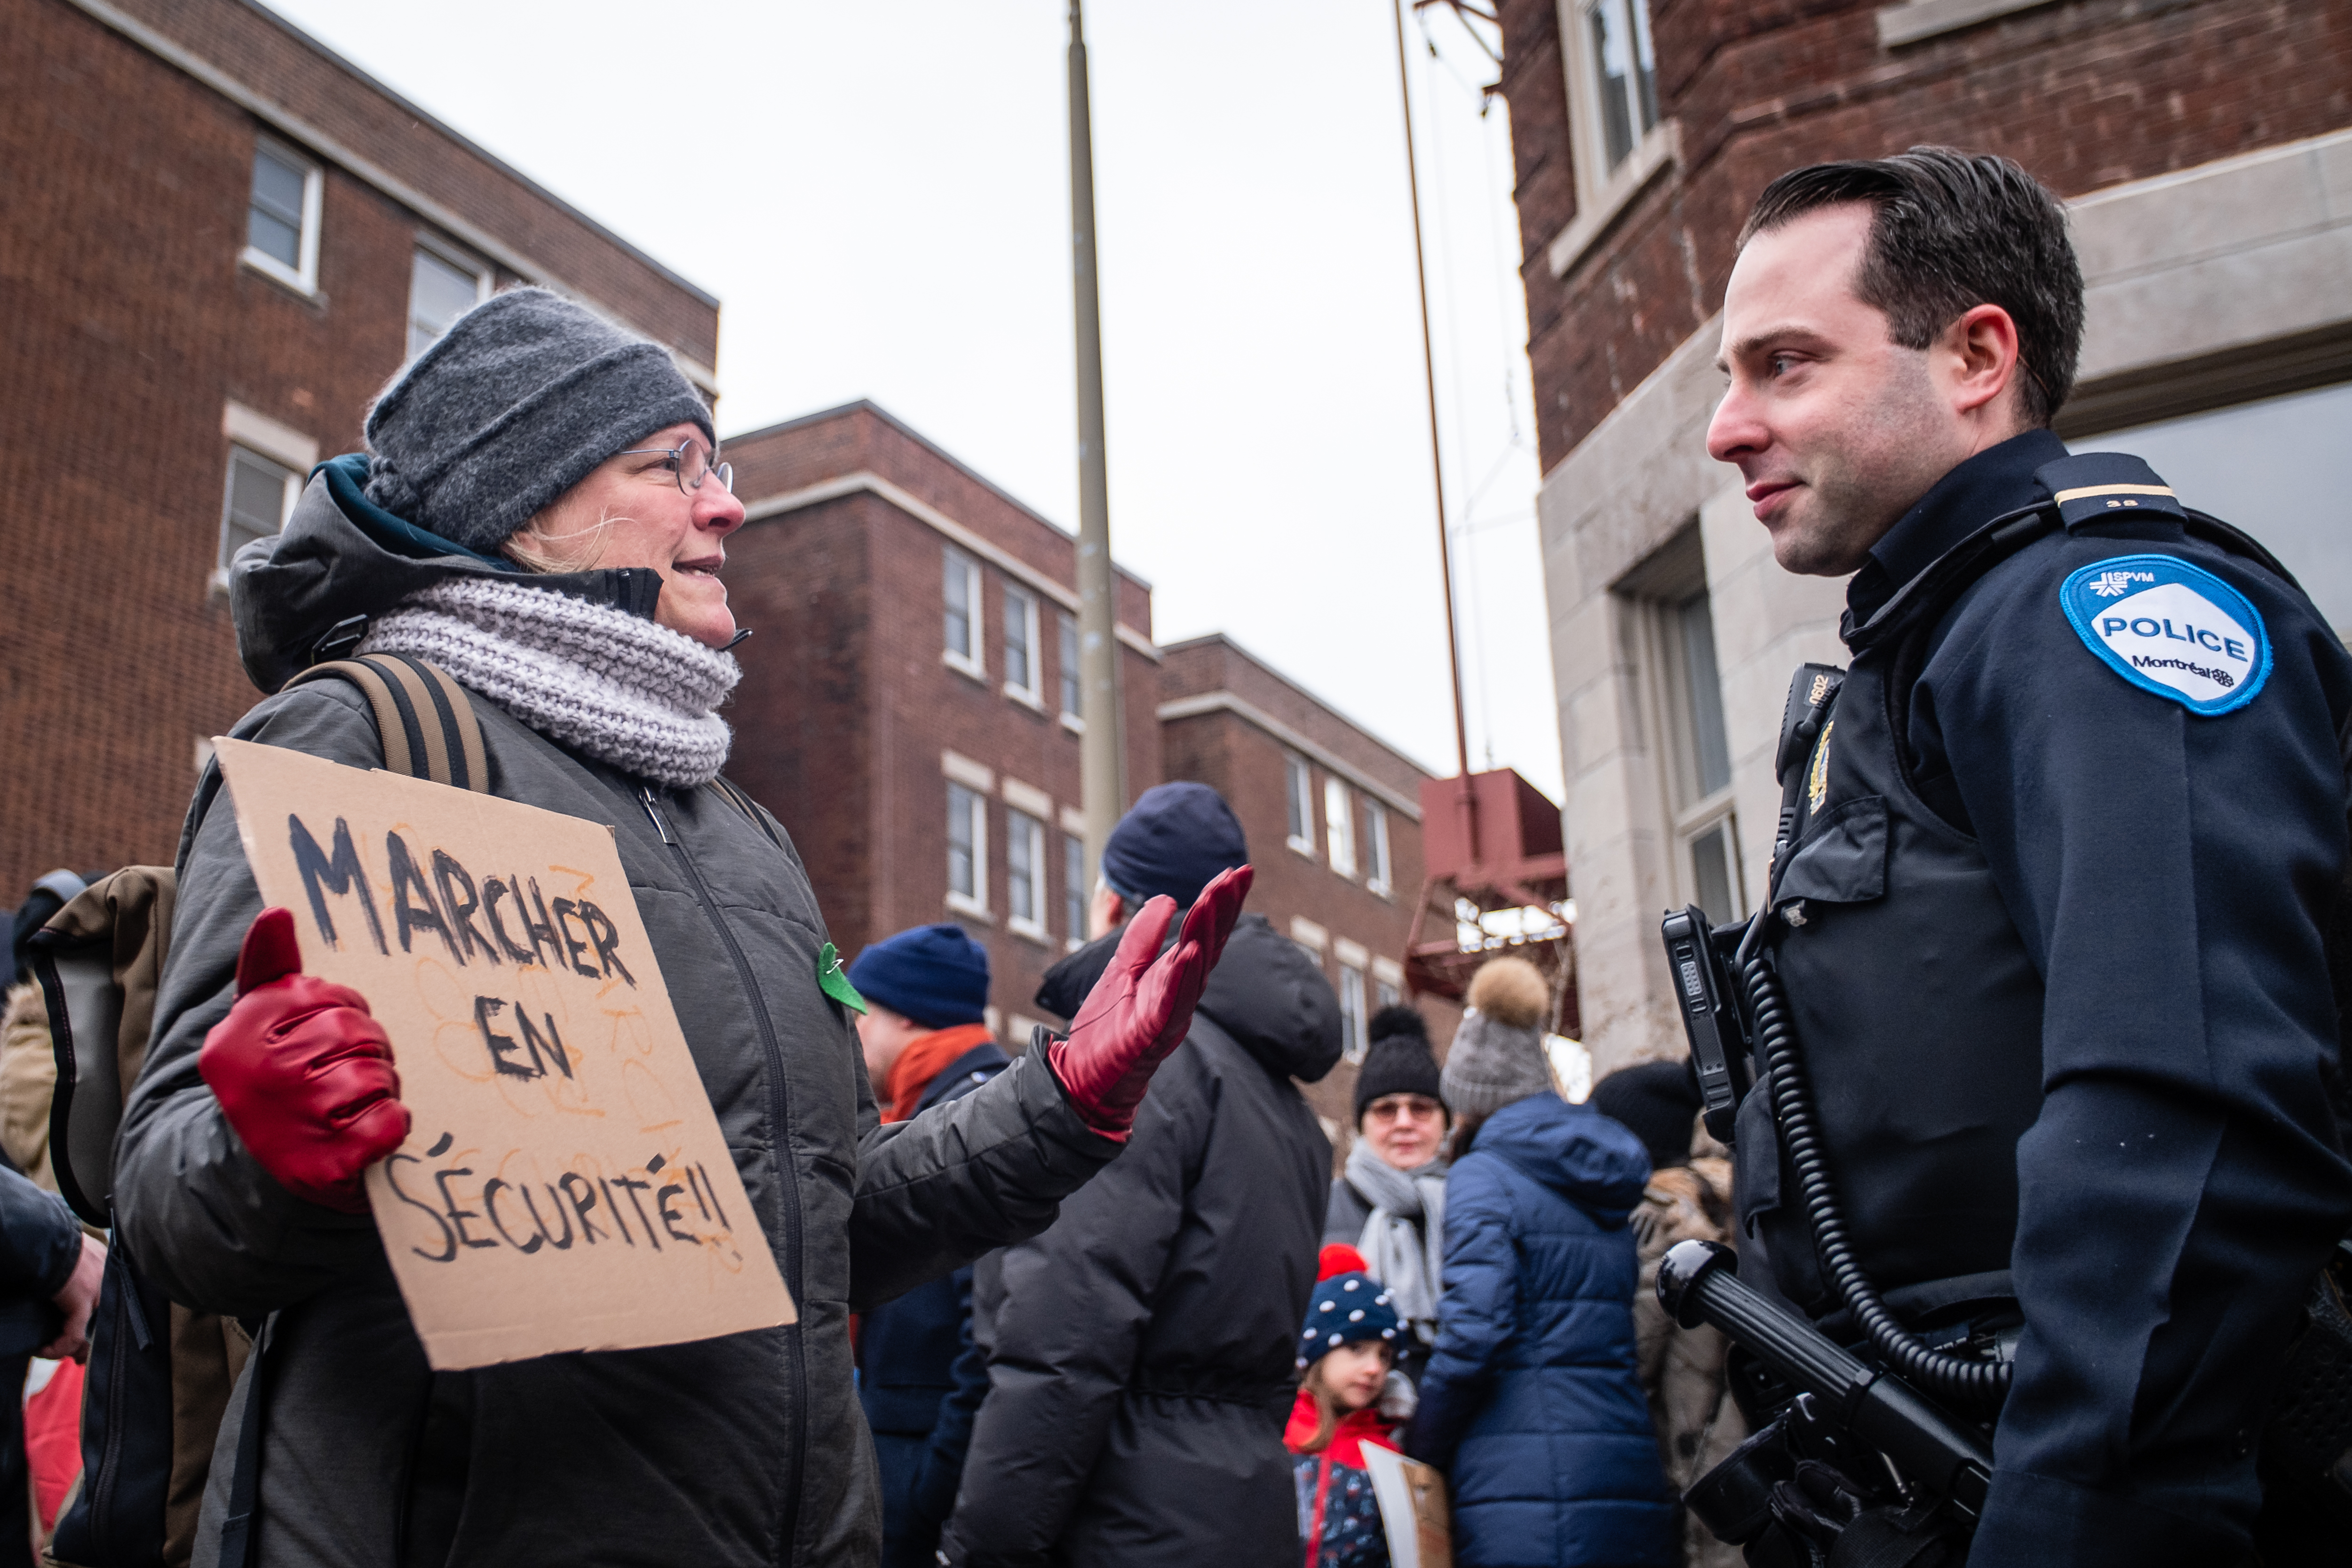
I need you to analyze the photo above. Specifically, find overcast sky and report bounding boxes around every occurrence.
[258,0,1558,799]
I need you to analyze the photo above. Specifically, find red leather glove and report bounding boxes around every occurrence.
[1048,865,1253,1139]
[198,907,411,1214]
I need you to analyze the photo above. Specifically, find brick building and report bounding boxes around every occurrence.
[718,405,1455,1111]
[718,401,1162,1037]
[1494,0,2352,1072]
[0,0,718,898]
[1159,633,1457,1141]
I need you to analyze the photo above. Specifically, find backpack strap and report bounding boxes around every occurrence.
[285,655,489,791]
[708,776,787,853]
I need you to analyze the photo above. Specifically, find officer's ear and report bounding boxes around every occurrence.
[1937,302,2027,433]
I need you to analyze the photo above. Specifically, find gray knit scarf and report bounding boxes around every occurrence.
[1345,1139,1448,1342]
[358,576,739,787]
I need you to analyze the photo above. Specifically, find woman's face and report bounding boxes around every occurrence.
[520,421,748,648]
[1317,1339,1393,1413]
[1361,1093,1448,1171]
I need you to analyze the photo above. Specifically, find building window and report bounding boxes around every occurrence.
[2073,379,2352,641]
[946,782,988,916]
[1621,526,1744,925]
[1375,979,1400,1011]
[1003,587,1041,706]
[1007,811,1047,938]
[409,244,488,359]
[1063,832,1087,947]
[1059,612,1083,729]
[1579,0,1658,173]
[1667,589,1740,923]
[1338,966,1368,1064]
[219,445,297,583]
[1285,756,1316,858]
[944,549,984,677]
[243,140,322,293]
[1550,0,1674,277]
[1324,776,1357,878]
[1365,803,1393,897]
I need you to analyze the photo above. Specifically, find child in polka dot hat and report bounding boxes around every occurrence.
[1285,1244,1403,1568]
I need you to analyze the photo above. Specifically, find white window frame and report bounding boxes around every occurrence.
[1062,831,1087,950]
[943,547,985,680]
[1284,756,1317,858]
[1324,776,1358,879]
[1338,965,1369,1064]
[1058,611,1084,732]
[1548,0,1678,278]
[946,780,990,919]
[407,236,490,360]
[1006,809,1048,940]
[217,444,299,589]
[1365,802,1393,897]
[1623,533,1747,924]
[1002,586,1043,708]
[242,137,323,295]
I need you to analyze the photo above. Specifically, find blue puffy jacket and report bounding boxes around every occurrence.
[1407,1093,1674,1568]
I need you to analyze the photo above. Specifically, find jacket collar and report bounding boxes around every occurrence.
[1845,428,2070,627]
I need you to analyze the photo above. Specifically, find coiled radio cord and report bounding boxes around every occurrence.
[1740,940,2014,1414]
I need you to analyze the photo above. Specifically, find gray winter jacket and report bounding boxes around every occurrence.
[113,460,1121,1568]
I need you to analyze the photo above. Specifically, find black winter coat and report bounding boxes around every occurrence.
[114,461,1123,1568]
[858,1040,1009,1568]
[940,913,1341,1568]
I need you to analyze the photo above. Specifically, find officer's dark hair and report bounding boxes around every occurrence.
[1739,147,2084,427]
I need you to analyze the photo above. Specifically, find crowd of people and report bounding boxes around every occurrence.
[10,135,2345,1568]
[0,287,1724,1568]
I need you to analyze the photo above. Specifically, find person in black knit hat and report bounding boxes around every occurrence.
[1324,1003,1450,1394]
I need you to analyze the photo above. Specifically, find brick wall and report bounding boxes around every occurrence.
[1499,0,2352,474]
[0,0,715,900]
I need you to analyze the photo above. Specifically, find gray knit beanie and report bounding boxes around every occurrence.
[1439,1012,1554,1118]
[363,287,714,552]
[1440,956,1555,1117]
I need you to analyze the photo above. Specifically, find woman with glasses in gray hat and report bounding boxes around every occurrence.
[113,287,1250,1568]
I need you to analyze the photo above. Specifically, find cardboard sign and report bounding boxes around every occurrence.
[213,738,794,1369]
[1362,1443,1453,1568]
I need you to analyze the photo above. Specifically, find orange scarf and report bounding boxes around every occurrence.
[882,1023,998,1122]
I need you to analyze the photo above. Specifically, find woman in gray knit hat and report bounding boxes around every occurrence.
[113,288,1252,1568]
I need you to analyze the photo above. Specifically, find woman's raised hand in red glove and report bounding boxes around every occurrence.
[198,907,412,1213]
[1047,864,1253,1140]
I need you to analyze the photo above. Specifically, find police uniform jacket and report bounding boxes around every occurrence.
[1744,428,2352,1566]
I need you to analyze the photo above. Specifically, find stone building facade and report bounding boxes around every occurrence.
[0,0,716,897]
[1494,0,2352,1072]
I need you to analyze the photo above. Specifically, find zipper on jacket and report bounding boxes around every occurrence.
[639,784,809,1563]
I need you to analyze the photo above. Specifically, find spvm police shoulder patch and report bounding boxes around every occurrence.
[2059,553,2270,716]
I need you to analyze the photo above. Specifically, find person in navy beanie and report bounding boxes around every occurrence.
[848,923,1010,1568]
[944,783,1343,1568]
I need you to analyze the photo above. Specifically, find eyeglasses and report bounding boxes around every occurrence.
[619,438,734,497]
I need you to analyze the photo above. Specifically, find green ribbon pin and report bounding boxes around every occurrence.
[817,942,867,1014]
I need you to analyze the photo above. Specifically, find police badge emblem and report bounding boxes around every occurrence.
[2059,553,2270,716]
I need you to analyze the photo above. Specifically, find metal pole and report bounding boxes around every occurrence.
[1392,0,1472,790]
[1070,0,1125,877]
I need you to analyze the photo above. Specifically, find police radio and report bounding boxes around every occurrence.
[1661,906,1751,1145]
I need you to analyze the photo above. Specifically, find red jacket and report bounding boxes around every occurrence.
[1286,1390,1397,1568]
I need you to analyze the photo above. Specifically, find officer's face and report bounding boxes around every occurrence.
[1707,205,1963,577]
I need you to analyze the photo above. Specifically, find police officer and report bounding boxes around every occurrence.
[1704,147,2352,1565]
